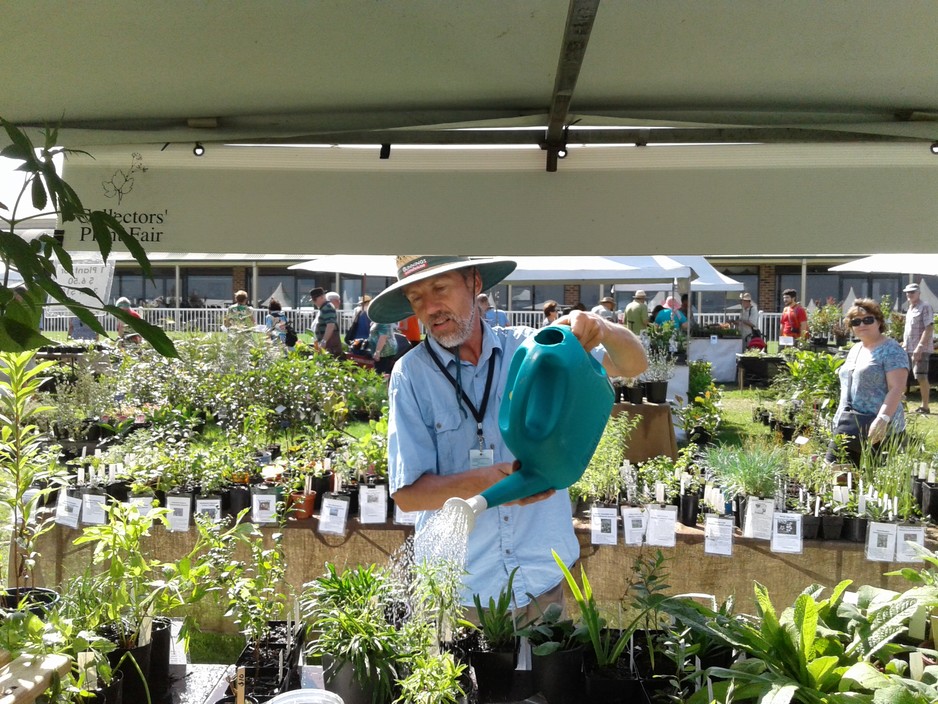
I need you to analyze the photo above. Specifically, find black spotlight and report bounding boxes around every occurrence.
[557,147,568,159]
[379,144,391,160]
[193,143,205,157]
[931,142,938,155]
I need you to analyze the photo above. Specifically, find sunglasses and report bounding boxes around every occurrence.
[849,315,877,327]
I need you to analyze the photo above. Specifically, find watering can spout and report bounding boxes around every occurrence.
[443,495,488,533]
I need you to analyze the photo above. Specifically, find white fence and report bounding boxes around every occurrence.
[41,308,784,342]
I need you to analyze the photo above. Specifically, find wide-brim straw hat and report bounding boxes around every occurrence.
[369,255,517,323]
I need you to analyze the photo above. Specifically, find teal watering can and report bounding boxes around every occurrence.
[444,325,614,530]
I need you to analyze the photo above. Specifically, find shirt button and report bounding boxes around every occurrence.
[503,516,509,522]
[505,549,512,555]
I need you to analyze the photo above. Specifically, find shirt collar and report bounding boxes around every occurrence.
[426,322,501,369]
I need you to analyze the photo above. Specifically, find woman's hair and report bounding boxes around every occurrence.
[542,299,558,316]
[846,297,886,333]
[650,304,665,320]
[234,290,249,304]
[268,298,282,312]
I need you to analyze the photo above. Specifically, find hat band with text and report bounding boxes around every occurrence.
[397,255,472,280]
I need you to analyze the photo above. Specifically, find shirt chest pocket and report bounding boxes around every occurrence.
[430,407,469,475]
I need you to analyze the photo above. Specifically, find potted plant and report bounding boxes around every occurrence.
[302,563,408,704]
[705,441,785,528]
[640,348,675,404]
[569,413,639,509]
[393,652,466,704]
[0,351,64,611]
[460,567,531,703]
[517,601,587,704]
[72,501,171,704]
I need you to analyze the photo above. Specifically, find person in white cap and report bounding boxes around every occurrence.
[368,255,647,618]
[623,290,649,334]
[903,282,934,414]
[737,292,760,348]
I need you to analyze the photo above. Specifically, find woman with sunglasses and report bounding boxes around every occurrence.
[826,298,909,466]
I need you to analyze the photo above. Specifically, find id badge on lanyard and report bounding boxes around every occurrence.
[469,448,494,469]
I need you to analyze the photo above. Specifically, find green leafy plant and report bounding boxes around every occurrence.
[0,118,175,354]
[393,652,465,704]
[570,412,639,504]
[706,440,786,500]
[552,550,667,673]
[464,566,521,652]
[0,351,63,588]
[302,563,408,704]
[517,601,586,656]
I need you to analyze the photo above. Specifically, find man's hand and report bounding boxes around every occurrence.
[555,310,604,351]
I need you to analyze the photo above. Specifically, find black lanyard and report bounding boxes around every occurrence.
[424,339,496,450]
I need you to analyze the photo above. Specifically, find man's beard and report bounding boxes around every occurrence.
[429,305,476,348]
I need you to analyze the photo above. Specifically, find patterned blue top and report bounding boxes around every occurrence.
[833,338,909,431]
[387,324,601,607]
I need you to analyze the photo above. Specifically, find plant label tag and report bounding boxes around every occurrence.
[275,405,286,414]
[770,512,803,554]
[166,495,192,532]
[393,503,419,525]
[318,494,350,535]
[779,335,795,347]
[195,497,222,522]
[794,435,810,445]
[645,504,677,547]
[129,494,154,519]
[55,491,82,528]
[832,486,850,505]
[620,507,647,546]
[135,413,146,424]
[81,492,107,525]
[22,488,39,514]
[251,490,279,524]
[710,334,718,345]
[77,651,97,690]
[743,498,774,540]
[655,482,666,504]
[703,515,733,557]
[895,525,926,563]
[589,506,618,545]
[865,521,897,562]
[359,485,388,524]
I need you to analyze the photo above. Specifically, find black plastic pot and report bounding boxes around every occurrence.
[644,381,668,404]
[912,478,924,508]
[148,617,172,698]
[842,516,869,543]
[310,472,335,511]
[0,587,60,618]
[532,646,584,704]
[88,669,123,704]
[801,514,821,540]
[470,649,517,703]
[584,666,655,704]
[679,493,699,527]
[625,385,644,404]
[323,654,378,704]
[820,515,844,541]
[227,485,252,520]
[106,637,152,704]
[922,482,938,521]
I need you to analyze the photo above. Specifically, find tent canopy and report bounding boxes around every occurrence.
[611,256,743,292]
[829,254,938,277]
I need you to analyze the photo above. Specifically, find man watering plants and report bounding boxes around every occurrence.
[369,255,646,617]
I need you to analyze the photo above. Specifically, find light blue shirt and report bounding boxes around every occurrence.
[834,338,909,431]
[483,308,509,327]
[387,324,589,607]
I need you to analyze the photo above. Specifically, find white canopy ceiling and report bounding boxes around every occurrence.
[829,254,938,278]
[5,2,938,256]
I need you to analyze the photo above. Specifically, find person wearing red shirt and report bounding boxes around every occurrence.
[780,288,808,339]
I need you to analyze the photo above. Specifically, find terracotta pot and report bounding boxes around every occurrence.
[289,491,316,520]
